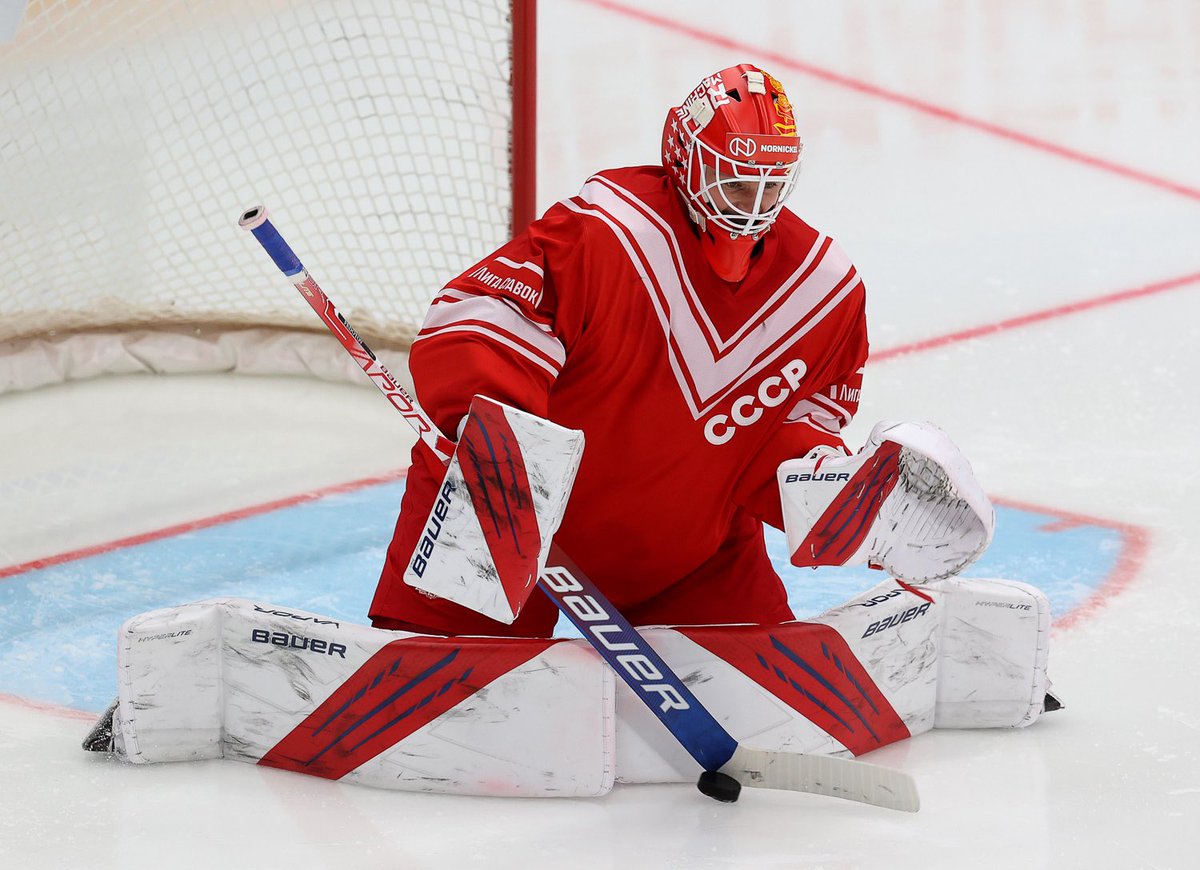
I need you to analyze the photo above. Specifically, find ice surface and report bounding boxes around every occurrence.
[3,1,1200,867]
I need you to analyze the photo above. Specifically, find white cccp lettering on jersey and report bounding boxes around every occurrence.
[703,359,807,445]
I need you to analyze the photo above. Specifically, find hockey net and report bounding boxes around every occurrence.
[0,0,535,392]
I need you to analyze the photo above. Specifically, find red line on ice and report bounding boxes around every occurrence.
[580,0,1200,203]
[871,271,1200,362]
[0,692,98,721]
[580,2,1200,357]
[992,497,1150,632]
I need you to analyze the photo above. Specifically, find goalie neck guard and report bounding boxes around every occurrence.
[661,63,803,282]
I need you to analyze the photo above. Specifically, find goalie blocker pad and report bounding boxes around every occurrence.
[777,420,995,582]
[101,578,1050,794]
[403,395,585,624]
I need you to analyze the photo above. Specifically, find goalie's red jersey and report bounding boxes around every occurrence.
[371,166,868,636]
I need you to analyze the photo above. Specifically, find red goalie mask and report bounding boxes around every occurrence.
[661,64,803,242]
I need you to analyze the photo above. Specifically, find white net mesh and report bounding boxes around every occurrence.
[0,0,517,352]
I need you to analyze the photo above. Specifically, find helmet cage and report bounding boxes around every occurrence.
[683,134,801,238]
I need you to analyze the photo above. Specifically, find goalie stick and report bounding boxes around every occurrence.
[238,205,919,812]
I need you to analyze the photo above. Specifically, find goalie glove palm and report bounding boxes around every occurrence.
[777,421,994,581]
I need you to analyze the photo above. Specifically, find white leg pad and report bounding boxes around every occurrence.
[116,601,225,763]
[112,598,615,797]
[927,577,1051,728]
[612,576,1052,783]
[109,579,1050,795]
[615,579,942,783]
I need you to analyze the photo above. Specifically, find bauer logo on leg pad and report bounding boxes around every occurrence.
[250,629,347,658]
[862,601,932,638]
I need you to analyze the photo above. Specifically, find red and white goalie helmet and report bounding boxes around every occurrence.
[661,64,803,239]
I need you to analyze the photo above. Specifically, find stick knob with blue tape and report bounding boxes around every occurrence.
[239,205,304,277]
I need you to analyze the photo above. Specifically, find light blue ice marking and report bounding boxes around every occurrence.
[0,480,1122,711]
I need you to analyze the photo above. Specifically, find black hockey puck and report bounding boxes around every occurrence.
[697,770,742,803]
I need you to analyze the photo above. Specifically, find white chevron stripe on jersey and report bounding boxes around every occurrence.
[494,256,545,278]
[416,324,562,377]
[587,176,832,356]
[417,293,566,375]
[438,286,557,330]
[809,391,853,427]
[569,177,863,418]
[787,398,845,433]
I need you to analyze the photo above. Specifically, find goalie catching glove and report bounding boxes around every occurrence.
[778,421,994,581]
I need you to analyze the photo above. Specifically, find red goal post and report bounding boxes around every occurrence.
[0,0,537,392]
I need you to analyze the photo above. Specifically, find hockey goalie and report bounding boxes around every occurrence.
[85,63,1059,803]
